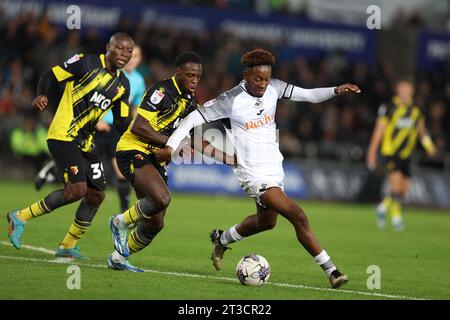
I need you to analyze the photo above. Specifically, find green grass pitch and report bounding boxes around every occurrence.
[1,180,449,300]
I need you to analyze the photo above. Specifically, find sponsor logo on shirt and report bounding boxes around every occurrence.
[90,91,112,110]
[245,113,275,130]
[396,117,414,129]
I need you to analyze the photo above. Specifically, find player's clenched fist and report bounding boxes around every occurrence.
[334,83,361,94]
[32,95,48,111]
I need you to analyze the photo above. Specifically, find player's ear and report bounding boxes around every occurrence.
[106,43,111,53]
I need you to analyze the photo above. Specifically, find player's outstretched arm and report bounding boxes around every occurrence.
[288,82,360,103]
[192,138,237,166]
[155,110,206,162]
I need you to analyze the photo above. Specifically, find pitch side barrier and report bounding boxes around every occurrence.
[168,160,450,209]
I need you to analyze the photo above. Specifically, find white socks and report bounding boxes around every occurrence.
[314,250,337,278]
[220,225,244,246]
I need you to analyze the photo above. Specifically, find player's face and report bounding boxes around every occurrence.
[396,81,414,102]
[106,38,134,69]
[177,62,202,94]
[244,65,272,97]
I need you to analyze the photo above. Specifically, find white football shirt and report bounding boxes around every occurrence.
[198,79,286,178]
[167,78,336,181]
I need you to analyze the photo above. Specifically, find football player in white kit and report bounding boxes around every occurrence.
[156,49,361,288]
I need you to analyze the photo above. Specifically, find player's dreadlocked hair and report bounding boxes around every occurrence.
[175,51,202,67]
[241,49,275,69]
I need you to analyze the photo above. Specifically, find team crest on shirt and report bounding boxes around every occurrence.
[135,154,144,161]
[254,98,263,109]
[150,90,164,104]
[70,166,79,175]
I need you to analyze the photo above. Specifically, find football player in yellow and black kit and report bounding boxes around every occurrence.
[107,52,235,271]
[367,78,436,230]
[7,33,134,258]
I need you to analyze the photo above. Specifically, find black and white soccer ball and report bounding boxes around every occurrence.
[236,254,271,286]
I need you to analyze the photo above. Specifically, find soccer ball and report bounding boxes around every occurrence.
[236,254,271,286]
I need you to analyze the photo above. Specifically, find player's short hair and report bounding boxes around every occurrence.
[395,76,415,87]
[109,32,133,44]
[241,49,275,69]
[175,52,202,67]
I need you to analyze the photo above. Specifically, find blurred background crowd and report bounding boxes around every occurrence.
[0,0,449,181]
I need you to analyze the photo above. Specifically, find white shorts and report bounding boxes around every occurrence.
[233,167,284,208]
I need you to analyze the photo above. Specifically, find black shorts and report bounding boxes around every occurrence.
[47,139,106,191]
[116,150,168,185]
[383,156,411,177]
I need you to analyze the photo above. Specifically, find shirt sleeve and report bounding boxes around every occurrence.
[166,110,206,151]
[377,103,389,121]
[270,78,290,99]
[111,77,131,133]
[271,78,336,103]
[197,92,233,122]
[51,53,86,82]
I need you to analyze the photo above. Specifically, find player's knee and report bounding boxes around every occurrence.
[85,189,105,207]
[65,183,87,202]
[153,193,171,211]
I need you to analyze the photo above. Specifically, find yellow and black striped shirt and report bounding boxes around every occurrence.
[47,53,130,152]
[378,97,424,159]
[117,76,198,154]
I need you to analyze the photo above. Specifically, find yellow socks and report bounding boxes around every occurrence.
[123,202,145,225]
[59,219,91,249]
[17,200,51,222]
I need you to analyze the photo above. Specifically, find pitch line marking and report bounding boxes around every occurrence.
[0,241,55,255]
[0,242,424,300]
